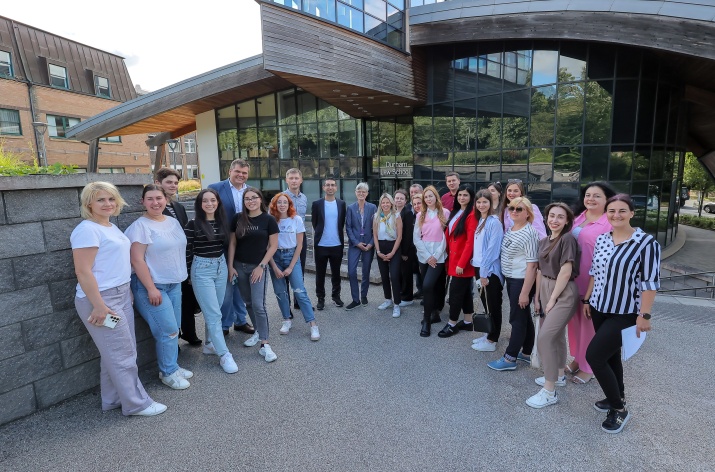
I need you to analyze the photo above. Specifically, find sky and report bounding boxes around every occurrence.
[2,2,264,92]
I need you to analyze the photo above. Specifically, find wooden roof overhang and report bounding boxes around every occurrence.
[259,1,427,119]
[66,55,294,141]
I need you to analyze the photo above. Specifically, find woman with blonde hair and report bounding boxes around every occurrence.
[414,185,450,336]
[373,193,403,318]
[71,182,165,416]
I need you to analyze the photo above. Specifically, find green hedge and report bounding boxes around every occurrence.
[680,214,715,230]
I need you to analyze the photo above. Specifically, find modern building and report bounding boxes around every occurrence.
[68,0,715,247]
[0,15,151,173]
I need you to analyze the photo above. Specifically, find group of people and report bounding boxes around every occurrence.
[71,161,660,434]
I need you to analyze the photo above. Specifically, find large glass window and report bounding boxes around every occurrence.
[49,64,69,89]
[47,115,80,138]
[0,109,21,136]
[0,51,12,77]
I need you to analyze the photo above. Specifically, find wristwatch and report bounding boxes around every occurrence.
[259,263,267,269]
[581,298,590,304]
[639,312,651,320]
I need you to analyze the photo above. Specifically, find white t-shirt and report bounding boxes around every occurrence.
[448,209,463,234]
[70,220,132,298]
[124,216,188,284]
[277,216,306,249]
[472,226,486,268]
[319,200,341,247]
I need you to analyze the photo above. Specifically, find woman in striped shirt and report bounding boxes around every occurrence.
[185,189,238,374]
[584,194,660,434]
[488,196,539,372]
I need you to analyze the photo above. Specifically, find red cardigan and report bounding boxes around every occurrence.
[445,211,477,277]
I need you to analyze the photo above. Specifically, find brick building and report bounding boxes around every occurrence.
[0,16,150,174]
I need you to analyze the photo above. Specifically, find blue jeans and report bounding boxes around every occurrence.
[191,255,229,356]
[221,258,249,329]
[269,248,315,323]
[348,245,374,303]
[130,274,182,377]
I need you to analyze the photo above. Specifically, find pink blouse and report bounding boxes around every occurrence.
[571,211,612,296]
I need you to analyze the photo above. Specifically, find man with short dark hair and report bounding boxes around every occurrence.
[441,172,461,211]
[311,177,346,310]
[208,159,255,335]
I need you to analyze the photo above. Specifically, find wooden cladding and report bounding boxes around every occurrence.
[260,3,426,118]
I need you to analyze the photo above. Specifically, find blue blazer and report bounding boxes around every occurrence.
[208,179,239,222]
[346,201,377,247]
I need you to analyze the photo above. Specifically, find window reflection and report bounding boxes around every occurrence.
[556,82,584,146]
[477,94,502,150]
[530,86,556,147]
[532,50,558,86]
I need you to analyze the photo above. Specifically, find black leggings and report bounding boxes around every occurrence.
[420,262,446,320]
[504,277,535,360]
[448,276,474,321]
[586,308,637,410]
[475,270,503,342]
[377,240,401,304]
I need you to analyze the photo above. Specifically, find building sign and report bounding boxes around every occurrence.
[379,161,413,178]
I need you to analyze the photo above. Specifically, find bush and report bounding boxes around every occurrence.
[178,179,201,192]
[0,139,76,176]
[679,214,715,230]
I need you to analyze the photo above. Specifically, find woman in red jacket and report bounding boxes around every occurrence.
[438,185,477,338]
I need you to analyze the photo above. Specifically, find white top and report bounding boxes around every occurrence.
[125,216,188,284]
[70,220,132,298]
[377,212,399,240]
[319,200,341,247]
[472,225,486,268]
[277,216,305,249]
[448,209,463,234]
[501,223,539,279]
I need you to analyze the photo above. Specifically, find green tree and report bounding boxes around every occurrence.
[683,152,715,217]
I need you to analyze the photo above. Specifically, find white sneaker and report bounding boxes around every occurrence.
[259,344,277,362]
[177,367,193,379]
[535,375,567,387]
[220,352,239,374]
[132,402,167,417]
[243,332,260,347]
[392,305,401,318]
[398,300,414,307]
[310,325,320,341]
[160,370,190,390]
[202,342,217,355]
[472,334,488,344]
[526,388,558,409]
[472,339,497,352]
[378,299,393,310]
[279,320,292,335]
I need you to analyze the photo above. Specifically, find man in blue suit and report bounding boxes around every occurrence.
[208,158,254,335]
[345,182,376,310]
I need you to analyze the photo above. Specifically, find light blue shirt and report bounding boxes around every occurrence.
[286,190,307,219]
[319,200,340,247]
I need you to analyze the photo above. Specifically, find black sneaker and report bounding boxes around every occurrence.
[361,296,368,306]
[437,323,459,338]
[332,296,344,307]
[594,397,626,413]
[602,408,630,434]
[413,291,423,300]
[317,298,325,311]
[345,301,361,311]
[455,320,473,332]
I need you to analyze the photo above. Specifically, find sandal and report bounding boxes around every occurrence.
[571,372,593,384]
[565,363,580,375]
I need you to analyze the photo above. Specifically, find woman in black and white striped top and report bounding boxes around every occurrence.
[583,194,660,434]
[185,188,238,374]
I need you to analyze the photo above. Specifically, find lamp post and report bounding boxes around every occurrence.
[32,121,48,167]
[166,139,179,175]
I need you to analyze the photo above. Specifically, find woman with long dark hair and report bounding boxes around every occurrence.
[414,186,449,336]
[499,179,547,238]
[438,185,477,338]
[228,187,279,362]
[470,189,504,351]
[584,194,660,433]
[566,181,616,384]
[185,188,238,374]
[527,202,581,408]
[487,181,503,212]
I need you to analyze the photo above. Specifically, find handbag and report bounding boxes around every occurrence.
[471,285,494,334]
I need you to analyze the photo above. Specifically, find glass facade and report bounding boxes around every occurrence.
[214,41,686,246]
[270,0,405,49]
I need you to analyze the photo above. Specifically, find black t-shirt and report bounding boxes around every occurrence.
[231,212,279,264]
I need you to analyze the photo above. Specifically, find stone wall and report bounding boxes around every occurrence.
[0,174,153,425]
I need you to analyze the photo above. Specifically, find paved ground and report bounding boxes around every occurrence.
[664,225,715,272]
[1,274,714,472]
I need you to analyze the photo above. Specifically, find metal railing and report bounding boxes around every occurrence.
[659,271,715,299]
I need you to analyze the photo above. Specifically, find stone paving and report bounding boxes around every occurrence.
[0,273,713,472]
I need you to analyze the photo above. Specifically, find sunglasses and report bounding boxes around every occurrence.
[507,206,525,213]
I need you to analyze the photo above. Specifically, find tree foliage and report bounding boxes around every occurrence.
[683,152,715,217]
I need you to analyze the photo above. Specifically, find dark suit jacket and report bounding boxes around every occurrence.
[346,201,377,247]
[399,206,415,256]
[311,198,346,247]
[208,179,240,222]
[163,200,189,228]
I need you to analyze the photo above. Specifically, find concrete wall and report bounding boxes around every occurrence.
[0,173,153,426]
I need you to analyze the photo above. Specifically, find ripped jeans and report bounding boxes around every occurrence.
[269,247,315,323]
[130,274,182,377]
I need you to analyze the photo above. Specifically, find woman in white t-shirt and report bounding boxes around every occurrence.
[267,193,319,341]
[71,182,165,417]
[126,184,191,391]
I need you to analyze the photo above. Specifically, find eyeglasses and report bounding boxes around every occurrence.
[507,206,525,213]
[507,179,523,184]
[244,196,261,202]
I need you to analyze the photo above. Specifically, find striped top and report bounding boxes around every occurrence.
[500,223,539,279]
[588,228,661,314]
[185,219,226,273]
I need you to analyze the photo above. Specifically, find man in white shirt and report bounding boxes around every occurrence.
[311,177,346,310]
